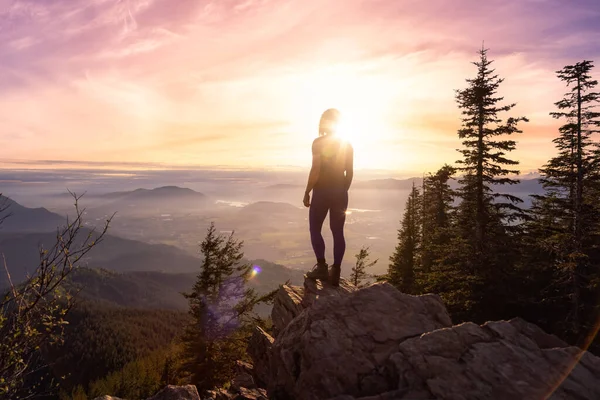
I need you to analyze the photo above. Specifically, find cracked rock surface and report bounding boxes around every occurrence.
[251,278,600,400]
[267,281,452,400]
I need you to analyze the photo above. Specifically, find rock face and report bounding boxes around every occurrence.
[270,278,357,336]
[267,280,452,399]
[248,326,275,388]
[385,319,600,400]
[250,277,600,400]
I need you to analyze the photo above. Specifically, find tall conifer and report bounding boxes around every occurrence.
[530,61,600,342]
[421,164,457,273]
[388,183,422,294]
[182,223,262,391]
[452,47,528,321]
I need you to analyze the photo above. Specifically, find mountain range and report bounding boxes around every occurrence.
[62,260,305,315]
[0,195,65,232]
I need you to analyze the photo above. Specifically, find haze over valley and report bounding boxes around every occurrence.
[1,167,543,280]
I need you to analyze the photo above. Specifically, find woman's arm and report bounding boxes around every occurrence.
[344,143,354,191]
[303,141,321,206]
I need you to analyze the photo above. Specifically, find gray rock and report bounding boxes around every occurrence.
[204,387,269,400]
[301,277,357,309]
[146,385,200,400]
[271,278,357,337]
[232,372,256,390]
[234,387,269,399]
[203,389,232,400]
[248,326,275,388]
[268,282,452,400]
[235,360,254,375]
[271,284,304,336]
[387,319,600,400]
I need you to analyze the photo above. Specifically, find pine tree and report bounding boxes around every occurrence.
[182,223,262,392]
[387,182,422,294]
[350,246,378,288]
[530,60,600,344]
[451,47,528,321]
[421,164,456,273]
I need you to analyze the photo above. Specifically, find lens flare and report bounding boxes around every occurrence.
[251,265,261,277]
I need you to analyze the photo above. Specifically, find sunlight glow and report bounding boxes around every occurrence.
[289,67,404,169]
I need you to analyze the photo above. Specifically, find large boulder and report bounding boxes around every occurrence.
[386,318,600,400]
[251,277,600,400]
[267,282,452,400]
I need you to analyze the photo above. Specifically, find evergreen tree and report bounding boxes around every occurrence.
[182,223,262,392]
[387,182,422,294]
[350,246,378,288]
[421,164,457,273]
[451,47,528,321]
[530,60,600,344]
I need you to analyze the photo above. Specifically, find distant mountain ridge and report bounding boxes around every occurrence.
[240,201,302,215]
[0,195,65,232]
[0,229,202,284]
[101,186,206,200]
[60,259,305,314]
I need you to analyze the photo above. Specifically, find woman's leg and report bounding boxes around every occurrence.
[309,190,329,263]
[330,189,349,266]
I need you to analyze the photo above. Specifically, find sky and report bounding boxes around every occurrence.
[0,0,599,175]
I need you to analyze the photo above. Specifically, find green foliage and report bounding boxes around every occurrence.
[86,345,185,399]
[528,60,600,347]
[445,47,528,321]
[182,223,268,392]
[420,165,456,273]
[0,196,110,399]
[387,183,422,294]
[350,246,378,287]
[47,302,189,392]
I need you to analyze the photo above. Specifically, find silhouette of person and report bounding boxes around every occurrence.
[304,108,354,287]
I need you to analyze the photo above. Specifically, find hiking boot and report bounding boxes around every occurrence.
[306,262,329,281]
[329,264,341,287]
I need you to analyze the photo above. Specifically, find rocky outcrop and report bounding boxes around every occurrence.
[271,285,304,336]
[248,326,275,388]
[267,281,452,399]
[232,360,256,390]
[270,278,357,336]
[249,277,600,400]
[384,319,600,400]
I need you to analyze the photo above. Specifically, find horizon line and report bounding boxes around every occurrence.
[0,158,542,177]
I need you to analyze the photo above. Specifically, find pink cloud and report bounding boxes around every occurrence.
[0,0,598,170]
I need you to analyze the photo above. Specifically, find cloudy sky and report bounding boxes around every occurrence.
[0,0,599,174]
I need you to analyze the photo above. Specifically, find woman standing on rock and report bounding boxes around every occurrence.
[303,108,354,287]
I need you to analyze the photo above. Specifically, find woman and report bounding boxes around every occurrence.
[303,108,354,287]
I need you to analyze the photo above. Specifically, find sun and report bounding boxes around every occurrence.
[290,68,403,169]
[335,111,367,147]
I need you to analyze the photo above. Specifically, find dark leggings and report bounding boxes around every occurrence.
[309,188,348,266]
